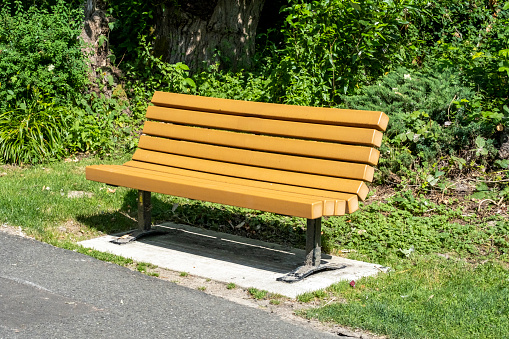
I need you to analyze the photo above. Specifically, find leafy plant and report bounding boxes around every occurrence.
[248,288,268,300]
[0,91,71,164]
[269,0,419,105]
[0,0,87,111]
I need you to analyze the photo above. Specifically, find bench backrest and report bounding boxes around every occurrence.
[131,92,388,213]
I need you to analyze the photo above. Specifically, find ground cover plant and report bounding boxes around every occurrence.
[1,0,509,337]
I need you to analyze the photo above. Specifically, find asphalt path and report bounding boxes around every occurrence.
[0,232,336,338]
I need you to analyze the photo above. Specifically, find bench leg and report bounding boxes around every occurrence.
[305,217,322,267]
[111,190,164,245]
[137,190,152,232]
[277,217,343,283]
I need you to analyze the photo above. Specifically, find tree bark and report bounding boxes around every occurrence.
[80,0,111,71]
[154,0,266,71]
[80,0,124,99]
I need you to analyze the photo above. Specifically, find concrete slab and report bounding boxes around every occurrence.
[79,222,388,299]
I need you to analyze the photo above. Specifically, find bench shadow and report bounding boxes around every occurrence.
[77,190,335,275]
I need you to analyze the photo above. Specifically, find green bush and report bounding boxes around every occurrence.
[342,67,498,176]
[122,36,196,103]
[194,64,271,102]
[267,0,418,106]
[0,0,87,111]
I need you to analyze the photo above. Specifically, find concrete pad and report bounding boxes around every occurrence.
[79,222,388,299]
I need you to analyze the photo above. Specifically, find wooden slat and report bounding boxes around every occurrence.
[123,160,357,214]
[143,121,380,165]
[86,165,324,219]
[138,135,374,182]
[151,92,389,131]
[146,106,384,148]
[113,164,338,216]
[131,149,370,200]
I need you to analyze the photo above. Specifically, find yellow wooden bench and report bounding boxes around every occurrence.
[86,91,388,282]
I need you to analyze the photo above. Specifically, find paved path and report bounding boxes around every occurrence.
[0,232,337,339]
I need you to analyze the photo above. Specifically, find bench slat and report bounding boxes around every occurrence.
[146,106,384,148]
[132,149,370,200]
[151,92,389,131]
[86,165,324,219]
[115,164,339,216]
[142,121,380,165]
[138,135,374,182]
[124,160,358,214]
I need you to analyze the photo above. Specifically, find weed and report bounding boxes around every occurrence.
[197,286,206,291]
[136,262,158,276]
[179,272,189,277]
[248,288,268,300]
[226,283,236,290]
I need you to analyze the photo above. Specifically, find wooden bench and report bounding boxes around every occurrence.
[86,91,388,282]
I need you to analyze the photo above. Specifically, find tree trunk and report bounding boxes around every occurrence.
[80,0,111,71]
[154,0,266,71]
[80,0,123,98]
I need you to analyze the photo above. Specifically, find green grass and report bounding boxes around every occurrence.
[0,155,136,241]
[248,288,268,300]
[297,289,328,303]
[304,256,509,338]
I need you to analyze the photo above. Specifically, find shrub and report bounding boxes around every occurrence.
[268,0,419,106]
[342,67,494,174]
[0,1,87,112]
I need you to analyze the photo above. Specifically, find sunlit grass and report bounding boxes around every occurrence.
[304,256,509,338]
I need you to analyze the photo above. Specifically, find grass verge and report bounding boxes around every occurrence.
[303,256,509,338]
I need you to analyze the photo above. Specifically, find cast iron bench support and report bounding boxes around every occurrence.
[110,191,161,244]
[276,218,342,283]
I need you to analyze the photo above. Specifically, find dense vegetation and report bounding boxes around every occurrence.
[1,0,508,179]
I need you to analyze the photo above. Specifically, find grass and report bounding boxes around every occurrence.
[136,262,159,277]
[303,256,509,338]
[248,288,268,300]
[296,289,329,303]
[1,156,509,338]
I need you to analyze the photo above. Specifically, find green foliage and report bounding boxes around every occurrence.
[122,35,196,103]
[401,0,509,121]
[0,91,71,164]
[269,0,418,105]
[297,289,328,303]
[248,288,268,300]
[343,67,498,175]
[0,0,87,111]
[194,65,271,102]
[106,0,156,57]
[321,191,509,259]
[68,91,138,155]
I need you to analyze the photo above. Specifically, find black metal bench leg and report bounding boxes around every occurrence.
[305,217,321,267]
[111,190,164,244]
[138,190,152,232]
[277,217,343,283]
